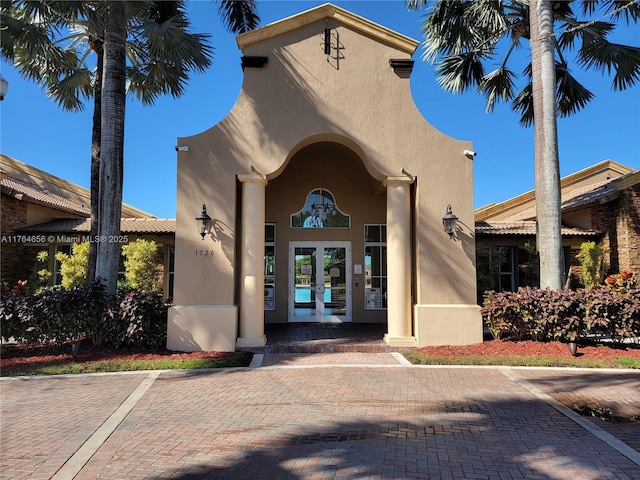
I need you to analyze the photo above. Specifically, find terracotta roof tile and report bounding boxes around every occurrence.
[1,176,91,216]
[18,218,176,234]
[475,221,600,237]
[560,179,619,212]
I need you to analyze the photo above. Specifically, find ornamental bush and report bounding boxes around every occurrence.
[117,290,168,348]
[576,241,608,288]
[55,242,90,289]
[121,239,161,292]
[0,282,168,349]
[481,272,639,344]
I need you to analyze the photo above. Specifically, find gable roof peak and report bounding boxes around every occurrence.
[236,3,419,55]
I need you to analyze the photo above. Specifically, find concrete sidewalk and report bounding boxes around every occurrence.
[1,354,639,479]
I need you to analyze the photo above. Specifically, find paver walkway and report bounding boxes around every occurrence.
[1,354,639,479]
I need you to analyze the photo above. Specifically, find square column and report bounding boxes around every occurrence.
[383,177,417,347]
[236,174,268,348]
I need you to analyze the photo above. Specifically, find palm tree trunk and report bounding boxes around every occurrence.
[529,0,564,290]
[87,47,103,286]
[96,1,126,296]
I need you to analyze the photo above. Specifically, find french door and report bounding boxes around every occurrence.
[289,241,351,322]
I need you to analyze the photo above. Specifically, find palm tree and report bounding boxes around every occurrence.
[529,0,563,290]
[407,0,640,289]
[2,1,259,294]
[97,1,126,295]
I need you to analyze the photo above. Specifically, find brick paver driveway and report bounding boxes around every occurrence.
[2,362,639,479]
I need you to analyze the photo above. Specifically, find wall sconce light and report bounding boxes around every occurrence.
[196,204,211,240]
[442,204,458,238]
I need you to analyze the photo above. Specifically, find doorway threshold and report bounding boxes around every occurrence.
[236,323,416,354]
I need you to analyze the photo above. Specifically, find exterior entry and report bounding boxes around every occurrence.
[168,3,484,352]
[289,241,352,323]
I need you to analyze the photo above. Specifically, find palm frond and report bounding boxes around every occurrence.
[421,0,477,62]
[46,68,93,112]
[125,6,213,105]
[218,0,259,34]
[603,0,640,23]
[480,66,517,113]
[127,62,186,106]
[467,0,509,32]
[578,38,640,89]
[557,20,614,50]
[404,0,427,12]
[578,1,640,23]
[550,0,576,20]
[435,51,486,93]
[555,62,594,117]
[146,0,181,24]
[511,83,534,127]
[13,40,78,82]
[136,16,213,71]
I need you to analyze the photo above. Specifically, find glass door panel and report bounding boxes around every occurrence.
[289,242,351,322]
[323,246,347,318]
[293,247,317,317]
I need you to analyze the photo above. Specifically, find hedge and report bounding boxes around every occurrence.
[0,280,169,349]
[482,277,640,345]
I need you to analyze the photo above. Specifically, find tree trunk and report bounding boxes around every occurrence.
[529,0,564,290]
[96,1,126,296]
[87,46,103,286]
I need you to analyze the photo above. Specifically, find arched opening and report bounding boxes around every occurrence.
[264,141,387,328]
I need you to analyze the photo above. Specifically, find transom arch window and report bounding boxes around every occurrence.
[291,189,350,228]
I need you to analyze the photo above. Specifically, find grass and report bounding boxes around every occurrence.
[0,351,253,377]
[405,351,640,369]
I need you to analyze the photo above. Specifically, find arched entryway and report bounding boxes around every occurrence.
[264,140,388,329]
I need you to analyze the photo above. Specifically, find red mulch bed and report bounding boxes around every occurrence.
[2,339,639,374]
[0,341,238,373]
[417,339,640,359]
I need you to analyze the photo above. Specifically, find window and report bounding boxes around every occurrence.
[291,189,350,228]
[364,225,387,310]
[167,245,175,300]
[498,247,516,291]
[264,224,276,310]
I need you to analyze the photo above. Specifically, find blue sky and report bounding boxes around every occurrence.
[1,0,638,219]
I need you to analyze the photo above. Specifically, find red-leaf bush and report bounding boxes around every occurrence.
[482,272,639,345]
[117,290,168,348]
[1,282,168,349]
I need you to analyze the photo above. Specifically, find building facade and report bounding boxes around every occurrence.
[1,154,175,296]
[475,160,639,293]
[168,4,483,352]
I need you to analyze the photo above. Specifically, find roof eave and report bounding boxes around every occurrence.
[236,3,419,55]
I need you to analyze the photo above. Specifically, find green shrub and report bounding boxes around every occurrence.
[121,239,161,292]
[55,242,90,289]
[29,250,52,292]
[576,241,608,288]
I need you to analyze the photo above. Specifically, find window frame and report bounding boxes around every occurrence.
[364,224,387,310]
[264,223,276,311]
